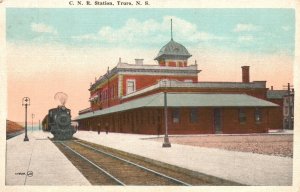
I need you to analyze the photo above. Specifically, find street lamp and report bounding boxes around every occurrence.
[22,97,30,141]
[31,114,35,132]
[162,91,171,147]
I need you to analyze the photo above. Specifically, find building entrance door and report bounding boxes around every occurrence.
[214,108,222,133]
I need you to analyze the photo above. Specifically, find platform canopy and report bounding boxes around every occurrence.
[74,92,278,121]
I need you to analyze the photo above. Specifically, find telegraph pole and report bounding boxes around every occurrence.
[31,114,35,132]
[283,83,294,130]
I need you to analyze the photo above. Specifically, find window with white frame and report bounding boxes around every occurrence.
[126,79,136,94]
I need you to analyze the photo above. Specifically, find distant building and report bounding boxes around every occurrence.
[283,88,294,129]
[75,22,283,134]
[267,89,287,130]
[267,85,295,130]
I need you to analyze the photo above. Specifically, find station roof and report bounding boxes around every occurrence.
[267,90,287,99]
[154,39,192,61]
[74,92,278,121]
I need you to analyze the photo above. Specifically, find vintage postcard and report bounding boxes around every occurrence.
[0,0,299,191]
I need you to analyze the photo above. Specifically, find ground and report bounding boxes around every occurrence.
[6,120,24,133]
[151,134,293,158]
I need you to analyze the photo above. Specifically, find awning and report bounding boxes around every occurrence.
[75,92,278,121]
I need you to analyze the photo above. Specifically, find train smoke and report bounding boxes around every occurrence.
[54,92,68,106]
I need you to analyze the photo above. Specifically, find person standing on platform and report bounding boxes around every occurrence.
[105,122,109,134]
[97,123,101,134]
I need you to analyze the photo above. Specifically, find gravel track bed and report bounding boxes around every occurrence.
[153,134,293,158]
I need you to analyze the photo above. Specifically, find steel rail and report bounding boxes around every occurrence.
[59,142,126,186]
[74,140,191,186]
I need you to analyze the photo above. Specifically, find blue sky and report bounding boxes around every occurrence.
[6,8,295,122]
[7,8,295,55]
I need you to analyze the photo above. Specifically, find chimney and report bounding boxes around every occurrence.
[135,59,144,65]
[241,66,250,83]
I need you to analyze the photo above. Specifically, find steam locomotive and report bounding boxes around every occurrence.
[42,105,76,140]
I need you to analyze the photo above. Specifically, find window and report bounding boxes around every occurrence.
[127,79,136,94]
[184,79,193,83]
[172,108,180,123]
[255,108,262,123]
[239,108,246,123]
[190,108,198,123]
[111,86,114,98]
[98,92,101,102]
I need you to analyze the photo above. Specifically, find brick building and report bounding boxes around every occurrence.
[75,33,281,134]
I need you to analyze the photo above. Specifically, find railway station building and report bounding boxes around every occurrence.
[75,34,282,134]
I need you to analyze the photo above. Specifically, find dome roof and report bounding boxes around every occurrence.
[154,39,192,60]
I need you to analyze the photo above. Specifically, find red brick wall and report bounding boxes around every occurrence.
[166,107,214,134]
[268,99,283,129]
[242,66,250,83]
[168,61,176,67]
[122,87,268,103]
[90,76,119,110]
[122,74,198,96]
[221,108,269,134]
[78,107,271,134]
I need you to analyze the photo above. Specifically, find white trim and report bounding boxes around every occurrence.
[126,79,136,95]
[119,71,198,76]
[118,75,123,98]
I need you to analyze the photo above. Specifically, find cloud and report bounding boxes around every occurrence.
[72,16,224,46]
[282,26,290,31]
[7,41,293,122]
[31,23,58,35]
[238,35,254,42]
[233,24,260,32]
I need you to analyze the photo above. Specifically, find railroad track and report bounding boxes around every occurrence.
[54,139,241,186]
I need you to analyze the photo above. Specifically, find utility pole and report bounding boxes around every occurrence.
[287,83,292,130]
[162,92,171,147]
[31,114,35,132]
[283,83,294,130]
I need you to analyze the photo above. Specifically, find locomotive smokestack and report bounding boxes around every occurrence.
[241,66,250,83]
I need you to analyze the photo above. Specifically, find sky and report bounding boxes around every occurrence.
[6,8,295,123]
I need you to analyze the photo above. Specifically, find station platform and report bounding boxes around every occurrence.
[5,130,293,186]
[74,131,293,186]
[5,131,90,185]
